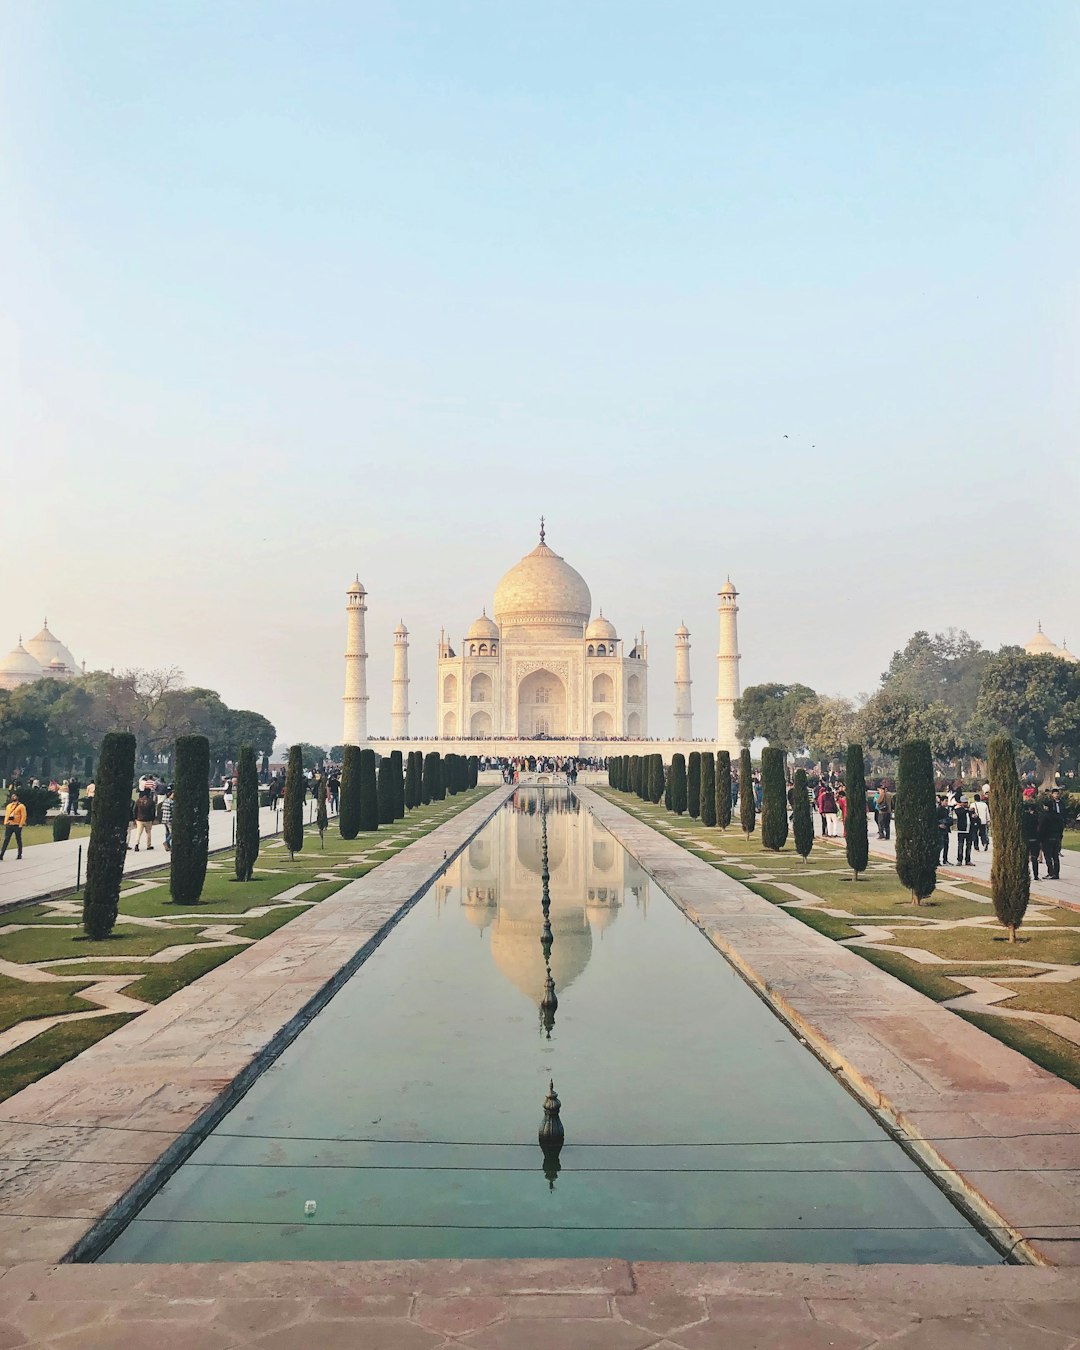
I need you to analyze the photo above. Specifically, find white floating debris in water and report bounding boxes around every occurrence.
[304,1200,317,1215]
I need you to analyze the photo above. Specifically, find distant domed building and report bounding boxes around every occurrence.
[1023,624,1079,663]
[0,622,83,692]
[436,524,649,738]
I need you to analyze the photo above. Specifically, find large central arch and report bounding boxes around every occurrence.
[516,668,567,737]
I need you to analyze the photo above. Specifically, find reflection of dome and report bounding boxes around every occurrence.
[467,611,500,640]
[1024,625,1061,656]
[24,622,78,674]
[585,612,617,641]
[493,539,591,636]
[461,895,498,930]
[0,640,43,689]
[490,914,592,1003]
[586,897,620,932]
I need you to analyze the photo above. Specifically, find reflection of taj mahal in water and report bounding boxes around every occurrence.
[435,792,650,1006]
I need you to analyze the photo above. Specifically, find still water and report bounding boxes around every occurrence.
[101,789,995,1263]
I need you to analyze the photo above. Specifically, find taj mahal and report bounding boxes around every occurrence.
[342,522,743,756]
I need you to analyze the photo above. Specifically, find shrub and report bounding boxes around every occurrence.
[739,749,756,838]
[791,768,814,860]
[700,752,717,827]
[52,813,72,842]
[281,744,305,860]
[82,732,135,939]
[669,754,687,815]
[989,735,1029,941]
[359,748,379,831]
[171,735,210,903]
[895,740,937,906]
[211,794,227,811]
[234,745,259,881]
[845,743,869,880]
[760,746,788,851]
[339,745,362,839]
[687,752,701,819]
[717,752,732,830]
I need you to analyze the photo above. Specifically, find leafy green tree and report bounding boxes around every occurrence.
[82,731,135,938]
[739,748,756,838]
[794,696,859,768]
[735,683,817,747]
[390,750,405,818]
[377,756,395,823]
[669,754,687,815]
[234,745,259,880]
[700,752,716,826]
[859,688,958,760]
[339,745,362,838]
[404,751,421,810]
[977,650,1080,786]
[791,768,814,860]
[845,743,869,880]
[988,736,1030,942]
[172,734,211,901]
[281,744,305,860]
[717,751,732,830]
[316,777,328,846]
[687,752,701,818]
[359,748,379,831]
[895,740,937,906]
[760,746,788,851]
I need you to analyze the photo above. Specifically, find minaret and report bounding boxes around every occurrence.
[673,623,693,740]
[716,579,741,754]
[391,621,410,739]
[343,578,369,746]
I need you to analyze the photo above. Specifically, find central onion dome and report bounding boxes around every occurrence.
[25,622,78,674]
[493,534,591,639]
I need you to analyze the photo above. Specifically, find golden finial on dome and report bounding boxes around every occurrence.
[539,515,545,545]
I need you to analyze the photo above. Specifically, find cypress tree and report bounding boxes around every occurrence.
[281,743,305,861]
[390,750,405,818]
[627,755,638,797]
[845,743,869,880]
[339,745,362,838]
[404,751,421,810]
[792,767,814,860]
[172,734,211,901]
[989,735,1029,942]
[669,753,688,815]
[700,752,717,827]
[687,752,701,818]
[760,746,788,851]
[895,740,937,906]
[739,748,756,839]
[468,755,479,788]
[316,777,328,846]
[608,758,616,788]
[717,751,732,830]
[649,754,665,804]
[664,767,673,811]
[422,752,438,804]
[443,753,457,797]
[434,752,448,801]
[359,748,379,831]
[377,756,395,823]
[82,731,135,939]
[234,745,259,881]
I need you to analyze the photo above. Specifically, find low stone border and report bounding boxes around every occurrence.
[0,787,514,1268]
[579,789,1080,1267]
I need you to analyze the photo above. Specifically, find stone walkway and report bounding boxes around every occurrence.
[579,790,1080,1267]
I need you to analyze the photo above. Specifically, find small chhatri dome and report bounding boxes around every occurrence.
[1059,641,1079,664]
[1024,623,1061,656]
[0,639,44,688]
[394,620,409,637]
[718,578,737,596]
[346,577,366,596]
[493,523,592,637]
[585,612,617,641]
[467,610,500,640]
[24,621,77,673]
[675,621,690,637]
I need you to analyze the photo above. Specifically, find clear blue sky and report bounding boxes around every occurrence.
[2,1,1077,743]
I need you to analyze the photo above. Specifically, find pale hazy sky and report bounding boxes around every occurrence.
[2,2,1077,745]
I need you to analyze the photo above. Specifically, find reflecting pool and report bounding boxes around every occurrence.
[101,789,995,1263]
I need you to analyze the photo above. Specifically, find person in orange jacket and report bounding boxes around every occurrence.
[1,792,27,860]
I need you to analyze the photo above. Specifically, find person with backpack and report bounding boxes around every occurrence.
[129,788,157,851]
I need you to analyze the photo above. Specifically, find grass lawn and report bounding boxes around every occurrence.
[17,821,92,848]
[0,785,496,1102]
[597,785,1080,1091]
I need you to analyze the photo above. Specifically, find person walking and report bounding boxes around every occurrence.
[66,777,81,815]
[936,795,953,864]
[1039,798,1064,881]
[876,787,893,840]
[953,797,975,866]
[817,784,837,837]
[130,788,157,851]
[160,788,174,851]
[972,793,990,851]
[1021,799,1043,880]
[0,791,27,861]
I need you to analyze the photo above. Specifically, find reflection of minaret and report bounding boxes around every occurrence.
[343,578,369,746]
[716,579,741,755]
[673,623,692,740]
[391,622,410,739]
